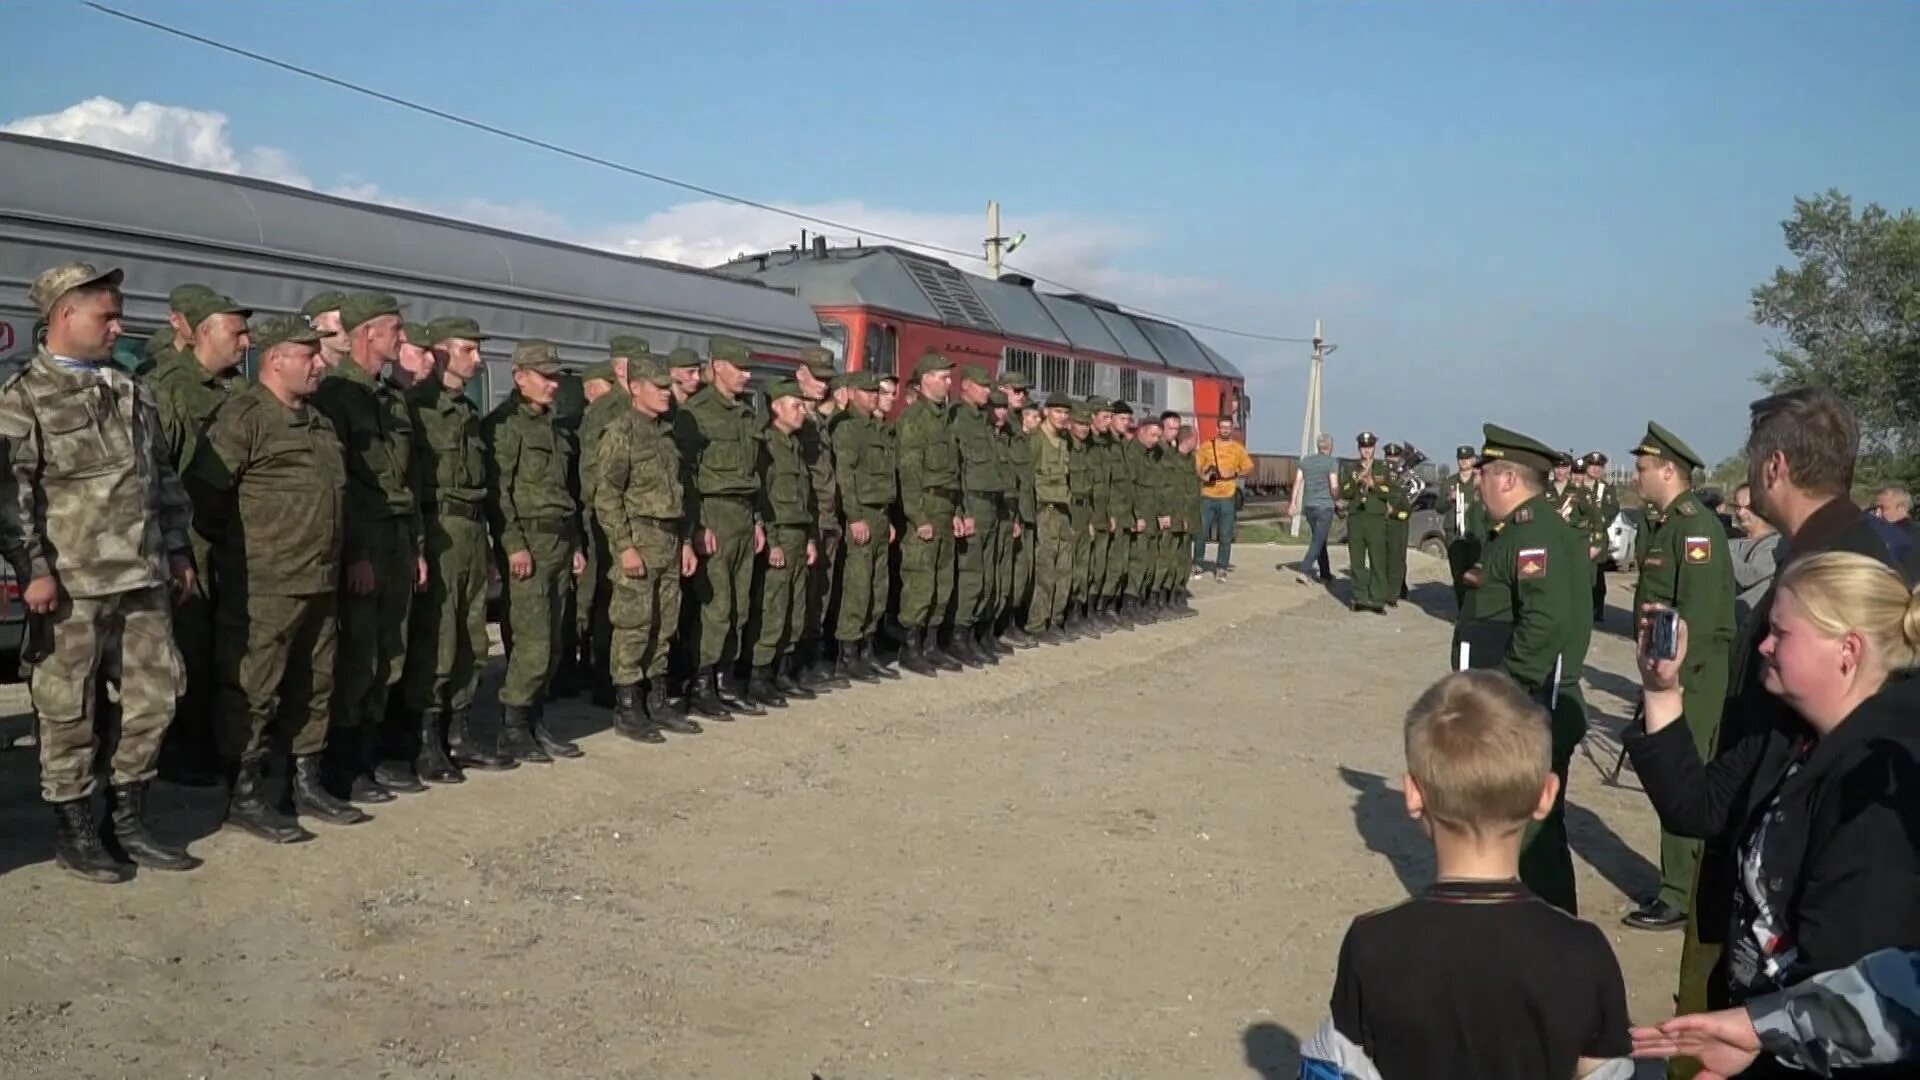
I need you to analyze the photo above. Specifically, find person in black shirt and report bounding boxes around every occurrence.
[1302,671,1634,1079]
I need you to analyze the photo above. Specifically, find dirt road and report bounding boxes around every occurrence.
[0,549,1679,1078]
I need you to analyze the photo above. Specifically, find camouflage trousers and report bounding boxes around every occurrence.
[1087,524,1116,603]
[899,506,957,631]
[835,513,892,644]
[691,495,757,671]
[499,528,573,706]
[35,585,182,803]
[1161,529,1190,591]
[1103,528,1134,601]
[401,512,490,715]
[802,529,839,651]
[1129,526,1160,600]
[578,510,612,685]
[1008,516,1034,626]
[607,522,681,685]
[163,530,218,765]
[1026,504,1076,633]
[953,497,1004,630]
[216,589,335,765]
[752,525,811,666]
[1067,502,1095,605]
[334,517,414,732]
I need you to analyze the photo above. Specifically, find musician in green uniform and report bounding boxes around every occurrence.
[1438,444,1486,611]
[1382,443,1413,604]
[1338,432,1400,613]
[1584,451,1622,622]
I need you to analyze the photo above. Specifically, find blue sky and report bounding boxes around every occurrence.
[7,0,1919,461]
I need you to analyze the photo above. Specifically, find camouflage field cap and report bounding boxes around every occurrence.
[427,316,488,344]
[708,335,751,365]
[403,322,436,348]
[1087,395,1113,414]
[28,262,124,315]
[1585,451,1610,468]
[957,362,991,387]
[581,360,618,383]
[169,283,251,327]
[629,355,673,389]
[997,370,1033,392]
[339,291,402,332]
[607,334,652,362]
[666,346,702,370]
[300,290,348,319]
[1069,402,1093,424]
[1109,400,1134,417]
[1455,444,1477,460]
[912,350,953,379]
[843,370,882,393]
[799,346,836,377]
[1356,430,1377,447]
[512,339,564,375]
[828,371,858,392]
[1477,423,1559,473]
[143,327,176,360]
[988,389,1008,408]
[1633,422,1703,472]
[1044,392,1074,410]
[763,377,804,402]
[250,314,323,353]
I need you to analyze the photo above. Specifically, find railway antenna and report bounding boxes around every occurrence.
[1292,321,1337,536]
[983,201,1025,281]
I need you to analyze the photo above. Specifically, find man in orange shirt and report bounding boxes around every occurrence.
[1193,418,1253,580]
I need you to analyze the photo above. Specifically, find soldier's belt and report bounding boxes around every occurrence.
[428,500,486,522]
[518,518,572,536]
[700,491,756,503]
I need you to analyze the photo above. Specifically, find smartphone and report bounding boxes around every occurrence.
[1647,608,1680,662]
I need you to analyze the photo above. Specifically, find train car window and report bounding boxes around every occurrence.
[1140,374,1159,409]
[863,322,898,377]
[1072,359,1096,397]
[1039,354,1071,393]
[1004,347,1039,385]
[820,320,850,371]
[1117,367,1139,405]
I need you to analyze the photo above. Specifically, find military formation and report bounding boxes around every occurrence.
[7,261,1215,883]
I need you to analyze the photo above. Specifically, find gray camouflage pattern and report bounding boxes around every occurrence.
[1750,947,1920,1073]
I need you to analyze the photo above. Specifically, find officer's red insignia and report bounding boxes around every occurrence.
[1517,547,1548,578]
[1685,537,1711,563]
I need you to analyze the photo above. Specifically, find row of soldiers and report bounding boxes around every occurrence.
[10,261,1212,882]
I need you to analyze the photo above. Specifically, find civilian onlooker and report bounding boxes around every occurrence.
[1300,670,1633,1079]
[1864,484,1916,568]
[1728,483,1782,629]
[1289,432,1338,583]
[1192,418,1252,579]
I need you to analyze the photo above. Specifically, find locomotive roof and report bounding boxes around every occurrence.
[715,245,1243,380]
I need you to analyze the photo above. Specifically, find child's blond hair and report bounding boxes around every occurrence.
[1404,671,1551,835]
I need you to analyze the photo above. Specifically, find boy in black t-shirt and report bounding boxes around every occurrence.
[1301,671,1635,1080]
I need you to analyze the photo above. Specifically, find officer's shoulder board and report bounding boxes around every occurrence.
[1513,506,1534,524]
[1675,499,1697,517]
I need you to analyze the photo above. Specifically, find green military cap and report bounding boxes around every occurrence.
[1633,422,1703,472]
[511,338,564,375]
[403,322,435,348]
[1476,423,1559,473]
[853,370,883,392]
[1585,451,1610,468]
[1044,392,1074,409]
[250,313,323,353]
[28,262,123,316]
[666,346,701,369]
[300,290,348,319]
[1109,400,1134,417]
[629,355,673,389]
[339,291,402,332]
[1356,430,1377,447]
[1384,441,1402,456]
[997,369,1032,391]
[169,283,251,327]
[1069,402,1092,424]
[956,362,991,386]
[912,350,953,378]
[799,345,836,377]
[1087,395,1113,414]
[763,377,803,402]
[143,326,176,360]
[607,334,652,361]
[988,389,1008,407]
[427,315,488,343]
[708,335,751,365]
[1455,444,1477,459]
[581,360,618,383]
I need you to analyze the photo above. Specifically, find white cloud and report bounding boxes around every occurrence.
[3,96,311,188]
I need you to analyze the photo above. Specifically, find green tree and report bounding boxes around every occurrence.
[1751,191,1920,460]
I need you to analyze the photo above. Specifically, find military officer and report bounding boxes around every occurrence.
[309,292,428,803]
[1584,451,1621,621]
[947,365,1007,664]
[744,379,820,706]
[398,317,518,781]
[793,346,849,690]
[1623,423,1735,932]
[147,283,252,787]
[484,340,587,761]
[1380,443,1414,603]
[1338,432,1398,613]
[1463,423,1594,915]
[1438,444,1486,610]
[596,355,702,742]
[577,337,647,705]
[895,352,965,675]
[301,290,351,369]
[188,315,366,842]
[675,336,768,717]
[0,263,198,881]
[831,371,898,680]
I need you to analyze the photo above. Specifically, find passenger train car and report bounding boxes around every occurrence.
[713,241,1248,438]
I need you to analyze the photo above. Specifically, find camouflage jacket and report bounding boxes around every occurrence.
[758,424,816,531]
[999,420,1035,522]
[1748,946,1920,1073]
[1030,426,1071,508]
[406,379,488,515]
[576,385,629,522]
[0,347,192,597]
[832,413,896,522]
[895,398,961,527]
[310,360,422,562]
[484,393,579,553]
[186,383,345,596]
[146,348,246,480]
[595,408,685,550]
[800,410,839,536]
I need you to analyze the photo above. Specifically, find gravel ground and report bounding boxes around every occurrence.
[0,547,1676,1078]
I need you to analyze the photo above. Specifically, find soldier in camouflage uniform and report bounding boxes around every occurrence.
[301,290,351,370]
[991,390,1037,648]
[792,347,851,690]
[1026,394,1077,642]
[895,352,966,676]
[1103,403,1144,624]
[147,283,252,787]
[398,317,518,782]
[309,292,428,802]
[1164,417,1201,611]
[595,356,702,742]
[1064,402,1101,637]
[188,315,367,842]
[1127,418,1168,618]
[485,340,587,761]
[576,337,647,706]
[745,379,820,707]
[134,326,175,377]
[0,263,199,881]
[947,365,1007,665]
[830,371,898,681]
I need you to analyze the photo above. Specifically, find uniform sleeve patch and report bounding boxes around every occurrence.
[1685,536,1711,563]
[1517,547,1548,579]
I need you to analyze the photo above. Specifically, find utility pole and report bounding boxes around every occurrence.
[983,200,1024,279]
[1293,320,1331,536]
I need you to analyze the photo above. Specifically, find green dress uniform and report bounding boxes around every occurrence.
[749,380,818,703]
[308,293,424,799]
[1585,454,1622,619]
[398,317,514,778]
[895,353,964,668]
[1026,404,1076,636]
[594,357,699,741]
[1462,424,1595,916]
[1438,448,1487,611]
[1383,447,1412,602]
[1629,424,1736,921]
[483,341,583,762]
[950,365,1009,659]
[1338,434,1400,612]
[831,373,897,666]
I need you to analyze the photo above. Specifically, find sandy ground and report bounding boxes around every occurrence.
[0,547,1680,1079]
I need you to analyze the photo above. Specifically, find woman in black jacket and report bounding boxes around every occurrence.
[1628,552,1920,1041]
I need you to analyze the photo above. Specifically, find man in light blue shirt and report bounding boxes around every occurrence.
[1289,433,1340,582]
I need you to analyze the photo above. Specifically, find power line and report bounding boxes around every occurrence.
[82,0,1317,346]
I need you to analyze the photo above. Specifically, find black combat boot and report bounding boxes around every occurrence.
[447,708,517,771]
[748,665,787,708]
[647,680,703,735]
[971,624,1001,664]
[863,637,902,680]
[294,754,371,825]
[805,643,850,690]
[688,669,733,720]
[103,782,201,871]
[773,655,816,699]
[346,728,396,804]
[898,628,937,677]
[223,759,314,845]
[719,669,767,717]
[1003,622,1035,650]
[927,627,966,672]
[373,757,427,794]
[374,700,428,793]
[530,702,583,759]
[415,710,464,784]
[944,625,982,668]
[613,684,665,744]
[498,704,552,764]
[837,642,880,684]
[52,797,131,883]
